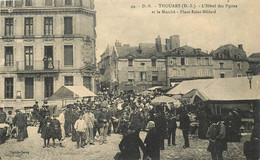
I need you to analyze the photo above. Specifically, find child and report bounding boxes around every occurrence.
[6,111,14,139]
[51,115,63,147]
[41,114,52,148]
[74,115,87,149]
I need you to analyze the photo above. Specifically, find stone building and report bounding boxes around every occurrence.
[210,44,249,78]
[98,41,167,93]
[165,45,214,85]
[248,53,260,75]
[0,0,97,110]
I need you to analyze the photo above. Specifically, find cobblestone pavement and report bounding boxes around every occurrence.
[0,126,250,160]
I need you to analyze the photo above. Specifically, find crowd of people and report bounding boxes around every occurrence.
[0,90,259,160]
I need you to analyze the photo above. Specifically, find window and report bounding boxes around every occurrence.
[219,62,224,69]
[25,78,34,99]
[64,45,73,66]
[64,76,73,86]
[220,73,225,78]
[25,0,32,6]
[24,46,33,70]
[170,58,176,65]
[5,78,13,99]
[65,0,72,5]
[6,0,13,7]
[44,77,53,98]
[44,46,54,69]
[197,69,202,77]
[181,58,185,65]
[128,59,133,67]
[205,69,210,76]
[140,72,146,81]
[140,63,145,66]
[128,71,134,81]
[152,59,156,67]
[237,62,241,70]
[197,58,201,65]
[44,17,53,35]
[45,0,52,6]
[24,18,33,35]
[64,17,73,35]
[172,69,177,77]
[205,58,209,65]
[5,18,13,36]
[5,47,13,66]
[83,76,92,90]
[181,69,185,76]
[152,71,158,81]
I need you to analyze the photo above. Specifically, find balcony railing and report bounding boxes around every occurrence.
[15,60,60,73]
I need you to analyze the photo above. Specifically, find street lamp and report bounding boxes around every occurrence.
[246,69,253,89]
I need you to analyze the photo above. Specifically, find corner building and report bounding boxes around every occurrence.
[0,0,97,110]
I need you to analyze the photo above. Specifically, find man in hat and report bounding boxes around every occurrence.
[38,101,50,133]
[97,107,110,144]
[0,107,6,124]
[32,101,39,126]
[13,109,27,142]
[166,111,177,146]
[83,107,96,145]
[179,110,191,149]
[74,114,87,148]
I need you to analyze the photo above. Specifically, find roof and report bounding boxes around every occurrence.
[115,43,165,59]
[248,53,260,62]
[164,45,210,57]
[48,86,96,101]
[210,44,248,60]
[181,76,260,101]
[167,79,216,95]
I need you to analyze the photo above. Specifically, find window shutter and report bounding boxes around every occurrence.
[64,45,73,65]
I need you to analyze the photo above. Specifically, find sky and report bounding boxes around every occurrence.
[95,0,260,61]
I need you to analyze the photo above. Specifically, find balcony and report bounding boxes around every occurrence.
[15,60,60,74]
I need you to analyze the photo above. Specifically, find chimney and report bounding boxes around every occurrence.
[165,39,171,51]
[155,36,162,53]
[115,40,121,47]
[170,35,180,50]
[238,44,243,50]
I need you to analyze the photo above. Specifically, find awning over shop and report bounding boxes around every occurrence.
[48,86,96,101]
[167,79,215,95]
[183,75,260,103]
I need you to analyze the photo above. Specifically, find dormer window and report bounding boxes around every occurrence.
[140,63,145,66]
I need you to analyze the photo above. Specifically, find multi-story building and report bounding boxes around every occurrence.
[165,45,214,85]
[210,44,249,78]
[0,0,97,110]
[98,41,167,93]
[248,53,260,75]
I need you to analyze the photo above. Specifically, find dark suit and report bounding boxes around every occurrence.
[119,131,146,160]
[13,112,27,141]
[144,128,160,160]
[180,113,191,147]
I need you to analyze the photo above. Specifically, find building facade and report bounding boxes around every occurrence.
[210,44,249,78]
[248,53,260,75]
[165,45,214,85]
[0,0,96,110]
[98,42,167,93]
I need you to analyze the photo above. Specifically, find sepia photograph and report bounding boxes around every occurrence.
[0,0,259,159]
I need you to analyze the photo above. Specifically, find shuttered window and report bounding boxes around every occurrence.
[64,17,73,35]
[64,45,73,66]
[25,78,34,99]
